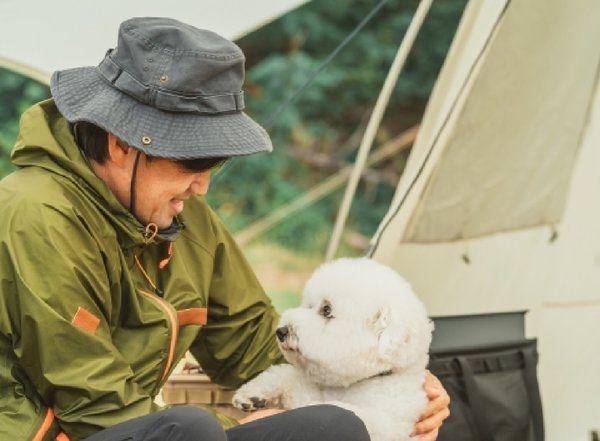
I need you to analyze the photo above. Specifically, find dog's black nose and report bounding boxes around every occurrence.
[276,326,289,342]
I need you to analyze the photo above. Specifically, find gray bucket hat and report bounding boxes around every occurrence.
[50,17,272,159]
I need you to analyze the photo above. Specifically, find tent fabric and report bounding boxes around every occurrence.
[371,0,600,248]
[368,1,600,437]
[0,0,306,78]
[369,0,508,255]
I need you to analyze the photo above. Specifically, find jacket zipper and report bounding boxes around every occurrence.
[138,289,178,385]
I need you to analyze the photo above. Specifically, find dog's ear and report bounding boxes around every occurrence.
[375,307,432,368]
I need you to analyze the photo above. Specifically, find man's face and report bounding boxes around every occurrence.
[132,156,211,228]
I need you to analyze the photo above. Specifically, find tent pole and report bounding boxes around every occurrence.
[324,0,434,261]
[234,125,418,247]
[0,57,50,85]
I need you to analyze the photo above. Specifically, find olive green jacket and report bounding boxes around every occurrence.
[0,100,283,440]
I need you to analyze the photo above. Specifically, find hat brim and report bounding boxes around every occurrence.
[51,67,273,159]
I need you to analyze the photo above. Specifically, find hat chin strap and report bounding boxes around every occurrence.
[129,150,143,215]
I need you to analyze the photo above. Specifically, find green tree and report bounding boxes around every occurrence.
[0,1,466,256]
[0,67,51,176]
[207,0,466,254]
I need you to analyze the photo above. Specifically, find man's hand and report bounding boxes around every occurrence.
[411,371,450,440]
[237,408,284,424]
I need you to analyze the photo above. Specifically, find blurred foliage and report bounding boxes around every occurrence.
[0,67,50,176]
[207,0,466,255]
[0,0,466,256]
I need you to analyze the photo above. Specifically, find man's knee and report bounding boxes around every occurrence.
[226,404,370,441]
[152,406,226,441]
[316,405,370,441]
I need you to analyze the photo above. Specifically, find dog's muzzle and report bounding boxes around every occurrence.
[276,326,289,342]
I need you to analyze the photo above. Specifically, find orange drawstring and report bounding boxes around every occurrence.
[159,242,175,269]
[143,222,174,268]
[134,255,159,293]
[136,223,176,295]
[144,223,159,241]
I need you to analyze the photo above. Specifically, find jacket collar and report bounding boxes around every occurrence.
[11,99,184,248]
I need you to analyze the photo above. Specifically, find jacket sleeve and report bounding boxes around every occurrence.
[187,202,285,389]
[0,202,159,440]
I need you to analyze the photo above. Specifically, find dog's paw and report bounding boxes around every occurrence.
[232,391,275,411]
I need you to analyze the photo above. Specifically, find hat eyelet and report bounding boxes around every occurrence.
[142,136,152,145]
[160,74,169,82]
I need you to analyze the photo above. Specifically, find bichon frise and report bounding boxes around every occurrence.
[233,257,433,441]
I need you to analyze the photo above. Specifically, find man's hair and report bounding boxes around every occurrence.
[75,121,228,172]
[75,121,110,163]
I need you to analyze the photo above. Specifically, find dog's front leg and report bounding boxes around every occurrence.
[233,364,309,411]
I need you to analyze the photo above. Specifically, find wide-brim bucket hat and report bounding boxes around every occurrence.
[50,17,272,159]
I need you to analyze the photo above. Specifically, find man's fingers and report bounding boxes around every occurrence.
[422,370,445,401]
[424,386,441,399]
[413,370,450,438]
[413,406,450,434]
[238,408,284,424]
[414,427,439,441]
[418,389,450,421]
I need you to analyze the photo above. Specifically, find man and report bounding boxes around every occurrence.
[0,17,449,441]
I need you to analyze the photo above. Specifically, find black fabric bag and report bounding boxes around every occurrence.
[428,339,544,441]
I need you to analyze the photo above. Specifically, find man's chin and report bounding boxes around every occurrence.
[138,215,174,231]
[156,218,175,230]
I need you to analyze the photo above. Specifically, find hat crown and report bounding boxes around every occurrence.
[98,17,246,114]
[50,17,272,160]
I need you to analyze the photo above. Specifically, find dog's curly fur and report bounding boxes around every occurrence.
[233,257,433,441]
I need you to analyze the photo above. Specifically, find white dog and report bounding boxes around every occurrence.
[233,257,433,441]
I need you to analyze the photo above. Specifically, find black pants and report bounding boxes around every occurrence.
[84,405,371,441]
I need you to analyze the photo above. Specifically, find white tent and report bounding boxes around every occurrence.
[370,0,600,439]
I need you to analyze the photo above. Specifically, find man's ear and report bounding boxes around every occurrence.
[107,133,132,168]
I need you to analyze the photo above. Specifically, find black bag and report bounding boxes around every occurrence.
[428,339,544,441]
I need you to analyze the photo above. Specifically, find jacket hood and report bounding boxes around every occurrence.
[11,99,176,248]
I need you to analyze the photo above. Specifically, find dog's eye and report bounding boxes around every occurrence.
[319,303,334,319]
